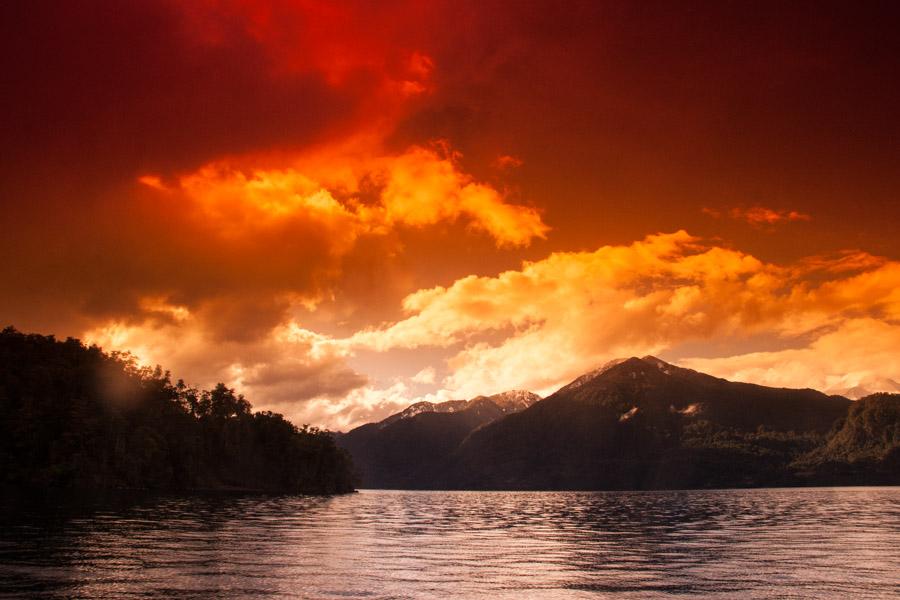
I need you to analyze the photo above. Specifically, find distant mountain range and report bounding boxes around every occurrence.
[337,390,539,488]
[377,390,540,428]
[337,356,900,489]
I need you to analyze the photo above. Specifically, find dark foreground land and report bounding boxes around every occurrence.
[0,328,355,495]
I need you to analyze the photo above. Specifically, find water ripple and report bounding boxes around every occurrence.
[1,488,898,599]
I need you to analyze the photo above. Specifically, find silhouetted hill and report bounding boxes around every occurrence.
[0,327,355,494]
[447,357,852,489]
[553,356,847,432]
[338,391,539,487]
[793,393,900,484]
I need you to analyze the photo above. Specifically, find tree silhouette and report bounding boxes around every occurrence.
[0,326,356,494]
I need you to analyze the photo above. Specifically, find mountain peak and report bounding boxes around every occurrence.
[640,355,690,376]
[640,355,671,368]
[484,390,541,412]
[559,358,630,391]
[560,356,679,393]
[380,390,540,427]
[602,356,674,380]
[379,399,468,427]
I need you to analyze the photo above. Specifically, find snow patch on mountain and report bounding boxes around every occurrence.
[560,358,629,391]
[641,355,675,374]
[619,406,639,422]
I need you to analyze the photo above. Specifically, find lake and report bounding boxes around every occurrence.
[1,488,898,598]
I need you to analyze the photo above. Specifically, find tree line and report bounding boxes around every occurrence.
[0,327,356,494]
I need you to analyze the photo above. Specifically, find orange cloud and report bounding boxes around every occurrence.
[82,312,465,431]
[137,175,168,192]
[792,250,888,277]
[348,231,766,353]
[681,318,900,394]
[83,316,369,422]
[344,231,900,401]
[703,205,811,226]
[77,141,549,428]
[493,155,524,170]
[7,1,899,434]
[146,144,548,250]
[79,230,900,430]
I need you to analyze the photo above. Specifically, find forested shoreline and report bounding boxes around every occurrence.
[0,328,356,494]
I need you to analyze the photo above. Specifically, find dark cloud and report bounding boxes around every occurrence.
[0,0,395,338]
[0,0,363,183]
[243,361,368,405]
[0,0,460,340]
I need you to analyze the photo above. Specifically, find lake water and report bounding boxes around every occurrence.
[1,488,898,599]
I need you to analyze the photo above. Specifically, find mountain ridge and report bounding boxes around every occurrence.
[337,389,540,488]
[337,356,899,490]
[374,390,540,430]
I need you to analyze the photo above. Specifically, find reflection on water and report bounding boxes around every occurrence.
[1,488,898,599]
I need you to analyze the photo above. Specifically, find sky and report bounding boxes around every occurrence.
[3,1,900,430]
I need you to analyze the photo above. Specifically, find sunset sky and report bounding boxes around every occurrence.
[3,1,900,430]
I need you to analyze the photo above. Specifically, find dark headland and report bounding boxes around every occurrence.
[0,327,355,495]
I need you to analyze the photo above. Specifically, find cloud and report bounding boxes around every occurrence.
[344,231,900,399]
[302,380,470,432]
[792,250,888,277]
[80,230,900,429]
[680,318,900,393]
[300,382,413,432]
[132,142,547,316]
[0,0,436,180]
[493,155,524,170]
[3,138,546,347]
[240,360,368,405]
[411,366,437,384]
[376,147,548,246]
[186,140,545,242]
[83,316,369,422]
[5,1,899,432]
[76,134,552,428]
[347,230,765,354]
[0,0,455,339]
[703,206,811,226]
[0,1,553,431]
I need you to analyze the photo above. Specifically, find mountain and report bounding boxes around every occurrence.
[446,356,853,490]
[340,356,889,490]
[374,391,541,429]
[378,399,470,427]
[825,377,900,400]
[337,390,539,488]
[354,360,899,490]
[474,389,541,413]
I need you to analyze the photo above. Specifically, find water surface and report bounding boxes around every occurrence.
[1,488,898,598]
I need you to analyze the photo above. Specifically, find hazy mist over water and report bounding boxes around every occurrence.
[1,488,898,599]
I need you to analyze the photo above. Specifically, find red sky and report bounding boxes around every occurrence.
[3,1,900,429]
